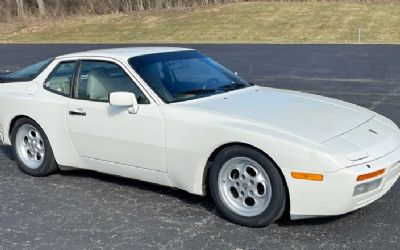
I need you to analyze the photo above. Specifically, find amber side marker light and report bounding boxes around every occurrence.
[291,172,324,181]
[357,169,385,182]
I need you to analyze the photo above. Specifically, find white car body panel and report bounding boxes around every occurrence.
[67,99,166,172]
[178,87,375,143]
[1,47,399,219]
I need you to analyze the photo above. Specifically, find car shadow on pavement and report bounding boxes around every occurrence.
[0,145,15,160]
[1,144,350,227]
[276,213,350,227]
[60,168,350,227]
[59,169,218,213]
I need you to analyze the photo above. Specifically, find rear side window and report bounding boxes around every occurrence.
[5,58,53,82]
[44,61,76,97]
[76,60,149,104]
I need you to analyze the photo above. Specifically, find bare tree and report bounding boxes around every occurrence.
[37,0,46,16]
[155,0,163,10]
[4,0,12,21]
[16,0,25,20]
[0,0,243,22]
[137,0,144,11]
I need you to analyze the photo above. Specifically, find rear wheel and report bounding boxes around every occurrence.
[209,145,286,227]
[11,118,58,176]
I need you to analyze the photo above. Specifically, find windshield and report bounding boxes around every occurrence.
[4,58,53,82]
[129,50,251,103]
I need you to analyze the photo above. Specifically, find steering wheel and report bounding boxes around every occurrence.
[202,77,220,90]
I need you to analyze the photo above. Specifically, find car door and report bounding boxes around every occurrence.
[66,59,166,172]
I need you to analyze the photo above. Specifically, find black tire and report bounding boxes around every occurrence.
[208,145,286,227]
[11,118,58,176]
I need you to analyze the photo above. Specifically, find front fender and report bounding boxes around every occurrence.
[162,106,351,195]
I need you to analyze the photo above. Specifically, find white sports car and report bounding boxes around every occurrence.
[0,47,399,227]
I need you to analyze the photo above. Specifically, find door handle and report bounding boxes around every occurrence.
[69,110,86,116]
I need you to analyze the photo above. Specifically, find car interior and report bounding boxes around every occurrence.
[76,62,149,104]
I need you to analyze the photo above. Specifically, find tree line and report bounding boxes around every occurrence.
[0,0,244,22]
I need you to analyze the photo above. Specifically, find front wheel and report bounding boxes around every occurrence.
[209,146,286,227]
[11,118,58,176]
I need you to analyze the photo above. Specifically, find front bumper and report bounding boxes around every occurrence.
[0,121,4,145]
[0,132,4,145]
[283,145,400,219]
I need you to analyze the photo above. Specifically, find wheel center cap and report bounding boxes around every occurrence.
[242,183,248,190]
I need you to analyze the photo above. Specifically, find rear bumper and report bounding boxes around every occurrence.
[283,146,400,219]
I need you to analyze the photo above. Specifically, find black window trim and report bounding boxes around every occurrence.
[43,60,78,98]
[71,59,150,104]
[71,60,82,99]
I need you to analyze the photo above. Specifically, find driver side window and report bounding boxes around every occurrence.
[76,61,149,104]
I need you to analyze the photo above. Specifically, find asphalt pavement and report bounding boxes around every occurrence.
[0,44,399,250]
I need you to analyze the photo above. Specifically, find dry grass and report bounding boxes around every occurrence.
[1,2,400,43]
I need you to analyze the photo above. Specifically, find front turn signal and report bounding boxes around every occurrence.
[291,172,324,181]
[357,169,385,182]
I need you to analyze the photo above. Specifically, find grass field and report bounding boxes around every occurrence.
[1,2,400,43]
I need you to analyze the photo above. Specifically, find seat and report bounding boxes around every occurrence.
[48,76,70,95]
[86,68,112,101]
[139,63,173,102]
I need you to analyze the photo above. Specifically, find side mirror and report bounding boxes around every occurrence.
[109,92,139,114]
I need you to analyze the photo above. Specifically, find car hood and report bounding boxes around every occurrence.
[178,86,375,143]
[323,117,400,162]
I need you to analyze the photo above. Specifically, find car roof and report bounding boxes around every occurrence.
[57,47,193,61]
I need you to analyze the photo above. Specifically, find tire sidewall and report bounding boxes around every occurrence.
[209,146,286,227]
[11,118,57,176]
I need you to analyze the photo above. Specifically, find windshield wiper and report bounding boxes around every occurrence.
[176,82,248,98]
[178,89,217,95]
[216,83,248,92]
